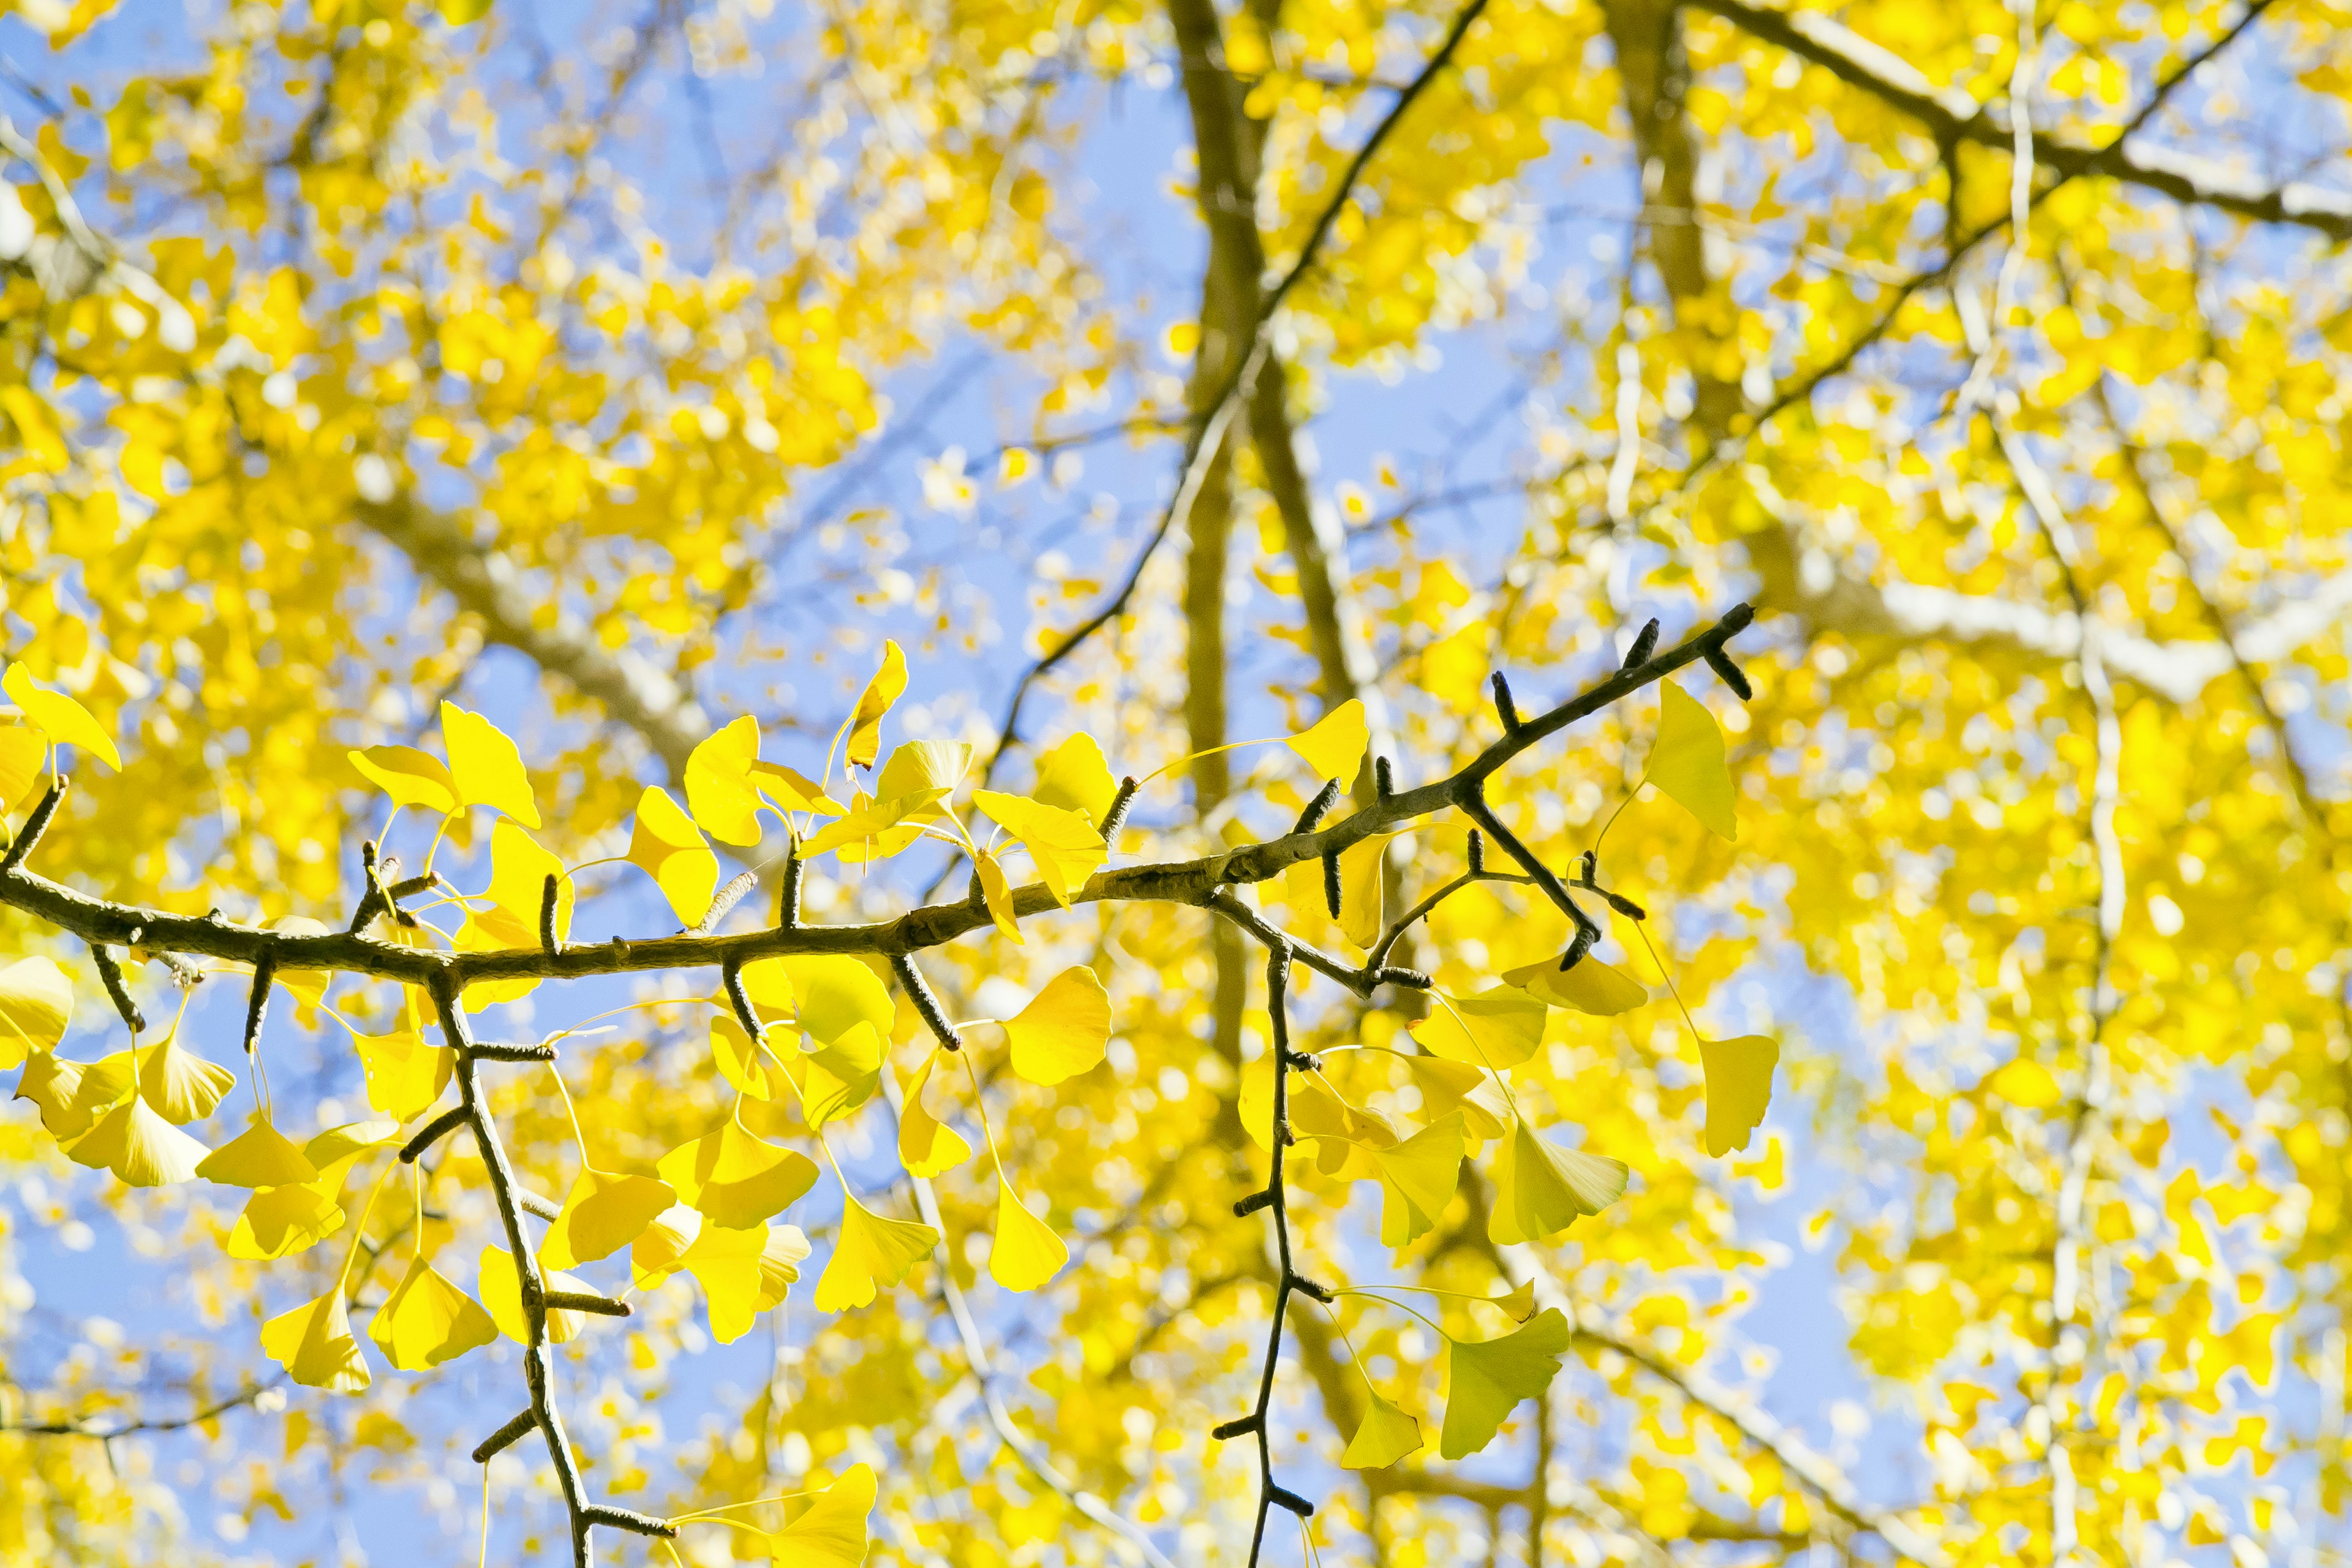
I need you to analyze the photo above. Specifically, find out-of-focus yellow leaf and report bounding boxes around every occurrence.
[1002,967,1109,1085]
[973,847,1022,942]
[626,785,719,925]
[1986,1057,2063,1109]
[0,955,72,1068]
[1648,681,1735,840]
[347,746,459,816]
[0,726,46,813]
[439,701,540,827]
[4,663,119,770]
[1336,834,1394,949]
[989,1179,1066,1292]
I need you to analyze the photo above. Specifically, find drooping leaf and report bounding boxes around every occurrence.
[630,1205,702,1289]
[347,745,459,816]
[1287,698,1368,785]
[1291,1074,1395,1180]
[748,761,843,816]
[301,1120,401,1186]
[711,1010,786,1101]
[1394,1053,1509,1141]
[197,1117,318,1187]
[227,1183,345,1261]
[678,1222,809,1344]
[845,641,906,770]
[657,1120,818,1230]
[1648,680,1736,841]
[684,715,766,846]
[780,956,894,1048]
[13,1049,83,1136]
[1411,989,1548,1070]
[355,1028,453,1122]
[0,955,72,1068]
[1341,1392,1425,1469]
[1439,1308,1571,1459]
[1488,1118,1628,1245]
[478,1246,590,1345]
[1032,732,1118,826]
[897,1049,971,1179]
[1700,1034,1780,1156]
[803,1020,884,1126]
[973,847,1022,942]
[137,1031,236,1124]
[626,785,719,925]
[369,1259,498,1371]
[439,701,540,827]
[58,1048,136,1139]
[798,790,941,861]
[1002,966,1110,1085]
[971,791,1106,907]
[770,1463,876,1566]
[69,1096,208,1185]
[4,663,119,770]
[260,1290,371,1393]
[541,1169,678,1269]
[989,1179,1067,1292]
[1335,834,1394,949]
[1502,956,1649,1015]
[1374,1113,1465,1248]
[812,1197,937,1312]
[0,726,47,812]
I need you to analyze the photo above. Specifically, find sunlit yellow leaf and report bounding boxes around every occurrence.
[630,1205,701,1290]
[269,919,336,1006]
[748,761,843,816]
[797,789,941,860]
[1286,698,1368,785]
[1291,1074,1394,1180]
[347,745,459,816]
[804,1020,883,1126]
[758,1224,810,1312]
[478,1246,589,1345]
[771,1463,876,1566]
[1439,1308,1569,1459]
[369,1259,498,1371]
[711,1010,786,1101]
[13,1048,83,1137]
[897,1049,971,1179]
[973,847,1022,943]
[685,715,766,846]
[0,726,47,813]
[1341,1392,1424,1469]
[456,822,571,1007]
[138,1030,236,1125]
[845,641,905,771]
[227,1183,345,1261]
[1032,732,1118,825]
[1374,1113,1464,1247]
[971,790,1106,907]
[302,1120,401,1185]
[438,0,494,24]
[779,956,894,1047]
[1501,956,1648,1015]
[1488,1117,1627,1245]
[1411,989,1548,1070]
[58,1048,135,1139]
[542,1169,677,1269]
[1002,966,1109,1085]
[1986,1056,2063,1110]
[1648,680,1736,841]
[196,1117,317,1187]
[1336,834,1393,949]
[1700,1034,1779,1156]
[0,955,72,1069]
[260,1290,371,1393]
[989,1179,1066,1292]
[69,1096,207,1185]
[876,739,970,807]
[626,784,719,925]
[355,1028,453,1122]
[439,701,540,827]
[4,663,119,770]
[657,1120,818,1229]
[812,1198,937,1312]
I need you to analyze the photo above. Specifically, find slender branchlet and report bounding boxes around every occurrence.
[1292,777,1343,835]
[1212,1414,1263,1439]
[1373,755,1394,797]
[387,872,440,902]
[695,870,758,933]
[399,1106,469,1164]
[1099,775,1141,843]
[722,957,763,1044]
[0,780,65,875]
[1490,670,1521,731]
[543,1291,631,1317]
[242,955,274,1055]
[470,1409,537,1464]
[581,1506,678,1539]
[891,952,961,1052]
[538,873,562,956]
[778,843,804,929]
[1704,644,1755,700]
[1233,1190,1276,1217]
[347,841,388,934]
[90,944,143,1034]
[1623,617,1661,669]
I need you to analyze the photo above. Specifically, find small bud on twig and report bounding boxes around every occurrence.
[0,780,66,876]
[400,1106,470,1164]
[1623,617,1660,669]
[1373,756,1393,797]
[1099,775,1141,843]
[1368,966,1433,990]
[1322,851,1341,919]
[581,1506,677,1539]
[1703,645,1754,700]
[243,956,274,1055]
[538,873,562,956]
[543,1290,631,1318]
[471,1042,558,1063]
[517,1188,564,1223]
[1287,1274,1335,1303]
[778,843,804,930]
[1212,1414,1263,1441]
[1292,778,1342,836]
[1466,828,1484,875]
[1490,671,1520,732]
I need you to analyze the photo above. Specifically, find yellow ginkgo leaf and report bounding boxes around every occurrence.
[1439,1309,1570,1460]
[748,761,842,816]
[989,1180,1067,1292]
[684,715,766,846]
[138,1031,236,1124]
[0,725,47,812]
[1341,1392,1425,1469]
[797,788,941,861]
[369,1258,498,1371]
[1488,1118,1628,1245]
[1291,1074,1395,1181]
[625,785,719,925]
[1648,681,1736,841]
[1411,989,1548,1070]
[630,1205,701,1289]
[13,1049,83,1136]
[897,1049,971,1179]
[1374,1113,1465,1248]
[803,1020,883,1127]
[260,1290,370,1393]
[1002,966,1110,1086]
[1032,732,1118,825]
[780,957,893,1048]
[541,1169,677,1269]
[4,663,119,770]
[677,1220,799,1344]
[455,821,571,1007]
[0,955,72,1068]
[227,1183,345,1261]
[196,1117,318,1187]
[1986,1056,2063,1110]
[759,1224,810,1311]
[710,1011,785,1101]
[973,847,1022,943]
[657,1120,818,1230]
[845,641,906,771]
[302,1120,401,1185]
[347,745,459,815]
[69,1096,208,1186]
[1502,955,1649,1016]
[772,1463,876,1567]
[478,1246,589,1345]
[812,1197,937,1312]
[1335,834,1397,949]
[1699,1034,1779,1156]
[1287,698,1368,785]
[971,791,1106,907]
[875,739,971,807]
[355,1028,453,1122]
[58,1048,136,1139]
[439,701,540,827]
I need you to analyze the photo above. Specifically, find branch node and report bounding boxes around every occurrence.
[1099,775,1141,843]
[1268,1485,1316,1518]
[1234,1189,1276,1217]
[891,952,961,1051]
[538,873,562,956]
[1212,1414,1263,1441]
[1292,777,1343,835]
[581,1505,679,1539]
[543,1290,631,1318]
[1623,617,1661,669]
[0,780,65,875]
[469,1409,537,1464]
[1280,1049,1322,1074]
[242,956,275,1056]
[1490,671,1521,732]
[89,944,143,1035]
[400,1106,469,1164]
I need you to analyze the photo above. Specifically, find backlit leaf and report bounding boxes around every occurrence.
[1341,1392,1424,1469]
[1488,1117,1627,1245]
[355,1029,453,1122]
[197,1117,317,1187]
[1374,1112,1464,1248]
[1648,681,1736,841]
[845,641,905,770]
[0,726,47,811]
[541,1169,677,1268]
[1502,956,1648,1015]
[227,1183,345,1261]
[478,1246,589,1345]
[369,1259,497,1371]
[1335,834,1393,949]
[812,1198,936,1312]
[1412,989,1548,1070]
[711,1010,786,1101]
[69,1096,208,1186]
[780,956,894,1048]
[439,701,540,827]
[657,1120,818,1229]
[1287,698,1368,784]
[1002,966,1110,1085]
[771,1463,876,1566]
[971,790,1106,907]
[4,663,119,770]
[875,739,970,805]
[13,1049,83,1136]
[973,847,1022,943]
[260,1291,371,1393]
[1440,1308,1570,1459]
[1032,732,1118,825]
[684,715,766,845]
[897,1049,971,1179]
[989,1179,1066,1292]
[1700,1034,1779,1156]
[137,1030,236,1125]
[626,784,719,925]
[803,1020,883,1126]
[0,955,72,1068]
[347,746,459,816]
